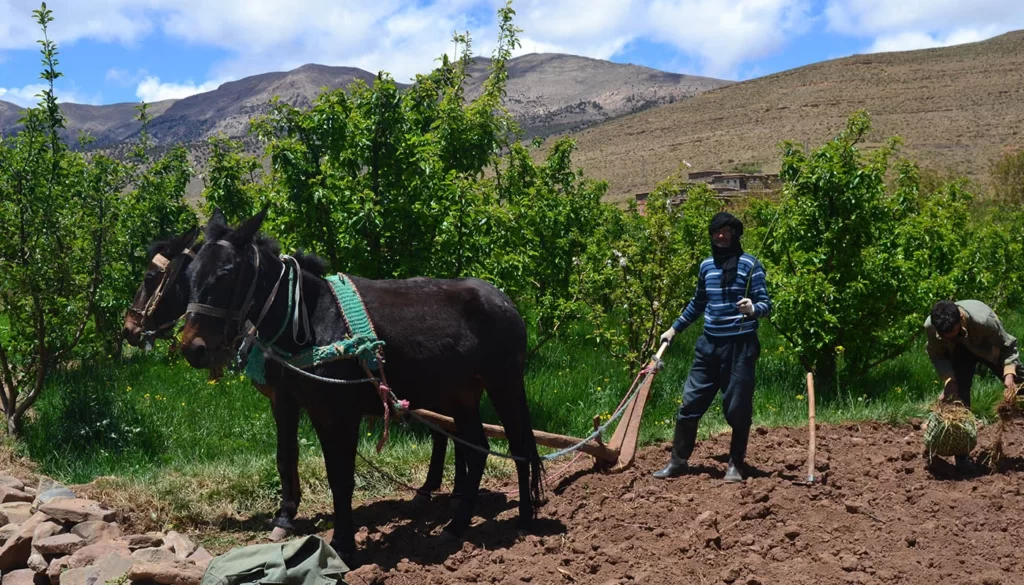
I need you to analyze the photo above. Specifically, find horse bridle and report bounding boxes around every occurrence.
[185,240,303,361]
[127,234,200,343]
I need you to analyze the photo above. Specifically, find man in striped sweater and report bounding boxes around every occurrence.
[654,212,772,483]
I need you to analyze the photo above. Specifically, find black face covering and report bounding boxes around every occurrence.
[709,212,744,289]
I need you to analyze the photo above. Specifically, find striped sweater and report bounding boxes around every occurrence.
[671,253,772,337]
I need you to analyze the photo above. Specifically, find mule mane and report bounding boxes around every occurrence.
[292,251,328,277]
[206,224,327,277]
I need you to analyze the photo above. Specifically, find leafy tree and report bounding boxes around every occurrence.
[751,110,974,393]
[582,178,721,366]
[0,4,196,434]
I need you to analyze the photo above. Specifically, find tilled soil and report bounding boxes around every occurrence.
[335,417,1024,585]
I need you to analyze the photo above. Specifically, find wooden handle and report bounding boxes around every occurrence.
[655,339,669,361]
[806,372,817,482]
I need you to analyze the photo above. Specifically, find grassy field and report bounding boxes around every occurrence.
[15,310,1018,533]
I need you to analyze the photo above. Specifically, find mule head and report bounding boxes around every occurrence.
[180,207,269,370]
[123,226,200,348]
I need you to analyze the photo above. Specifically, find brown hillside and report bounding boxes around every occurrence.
[560,30,1024,202]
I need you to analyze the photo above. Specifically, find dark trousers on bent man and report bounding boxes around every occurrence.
[948,343,1004,409]
[668,332,760,465]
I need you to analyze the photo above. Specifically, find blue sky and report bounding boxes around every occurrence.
[2,0,1023,107]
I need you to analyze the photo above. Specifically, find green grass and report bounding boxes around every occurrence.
[16,310,1019,530]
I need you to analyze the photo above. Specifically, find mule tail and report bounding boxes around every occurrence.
[521,394,546,510]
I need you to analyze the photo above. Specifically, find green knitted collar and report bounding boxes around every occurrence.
[243,270,385,384]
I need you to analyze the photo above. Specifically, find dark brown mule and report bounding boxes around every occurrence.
[177,209,544,565]
[122,226,470,542]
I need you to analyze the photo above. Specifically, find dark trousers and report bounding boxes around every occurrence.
[677,332,760,429]
[949,343,1003,408]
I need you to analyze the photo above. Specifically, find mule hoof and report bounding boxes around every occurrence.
[268,526,292,542]
[412,491,432,505]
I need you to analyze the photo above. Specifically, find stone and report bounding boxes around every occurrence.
[0,523,21,546]
[128,561,205,585]
[70,522,122,545]
[31,521,63,544]
[60,552,133,585]
[0,502,34,526]
[67,541,131,569]
[132,547,179,564]
[1,568,45,585]
[34,533,86,556]
[46,557,71,585]
[38,500,115,524]
[31,478,75,510]
[123,533,163,550]
[163,531,196,560]
[0,488,34,505]
[0,512,51,570]
[27,553,49,574]
[0,477,26,493]
[187,547,214,569]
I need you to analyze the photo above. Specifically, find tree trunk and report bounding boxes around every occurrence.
[814,351,839,397]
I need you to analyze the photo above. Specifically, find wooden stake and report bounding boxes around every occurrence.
[806,372,817,484]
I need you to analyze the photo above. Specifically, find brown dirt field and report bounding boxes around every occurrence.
[556,30,1024,203]
[299,417,1024,585]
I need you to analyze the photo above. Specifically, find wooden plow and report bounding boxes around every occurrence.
[403,342,668,473]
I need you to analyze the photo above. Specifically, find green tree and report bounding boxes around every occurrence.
[753,110,974,393]
[583,178,721,366]
[0,4,197,434]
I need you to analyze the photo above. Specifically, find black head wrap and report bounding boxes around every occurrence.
[708,212,744,288]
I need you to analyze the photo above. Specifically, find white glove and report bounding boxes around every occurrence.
[660,327,677,345]
[736,298,755,317]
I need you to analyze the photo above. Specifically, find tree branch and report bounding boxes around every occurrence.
[0,342,14,415]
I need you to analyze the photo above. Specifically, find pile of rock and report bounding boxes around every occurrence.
[0,475,212,585]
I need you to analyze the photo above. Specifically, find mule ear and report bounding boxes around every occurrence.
[166,225,199,256]
[233,207,268,244]
[209,207,227,227]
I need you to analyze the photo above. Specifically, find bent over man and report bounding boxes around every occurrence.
[655,212,772,483]
[925,299,1024,471]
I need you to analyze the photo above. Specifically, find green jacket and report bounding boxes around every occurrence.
[200,536,349,585]
[924,299,1023,383]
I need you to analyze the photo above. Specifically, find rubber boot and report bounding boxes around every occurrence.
[653,418,698,479]
[724,426,750,483]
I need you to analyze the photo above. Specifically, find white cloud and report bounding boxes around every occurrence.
[645,0,813,78]
[0,82,99,106]
[1,0,818,92]
[868,27,1002,53]
[826,0,1024,53]
[134,76,223,102]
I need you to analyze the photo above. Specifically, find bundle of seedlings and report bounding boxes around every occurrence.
[923,401,978,460]
[989,384,1024,470]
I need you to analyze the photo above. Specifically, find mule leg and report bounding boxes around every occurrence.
[444,406,488,538]
[268,387,302,539]
[452,439,468,498]
[485,375,542,531]
[413,430,448,503]
[314,412,361,567]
